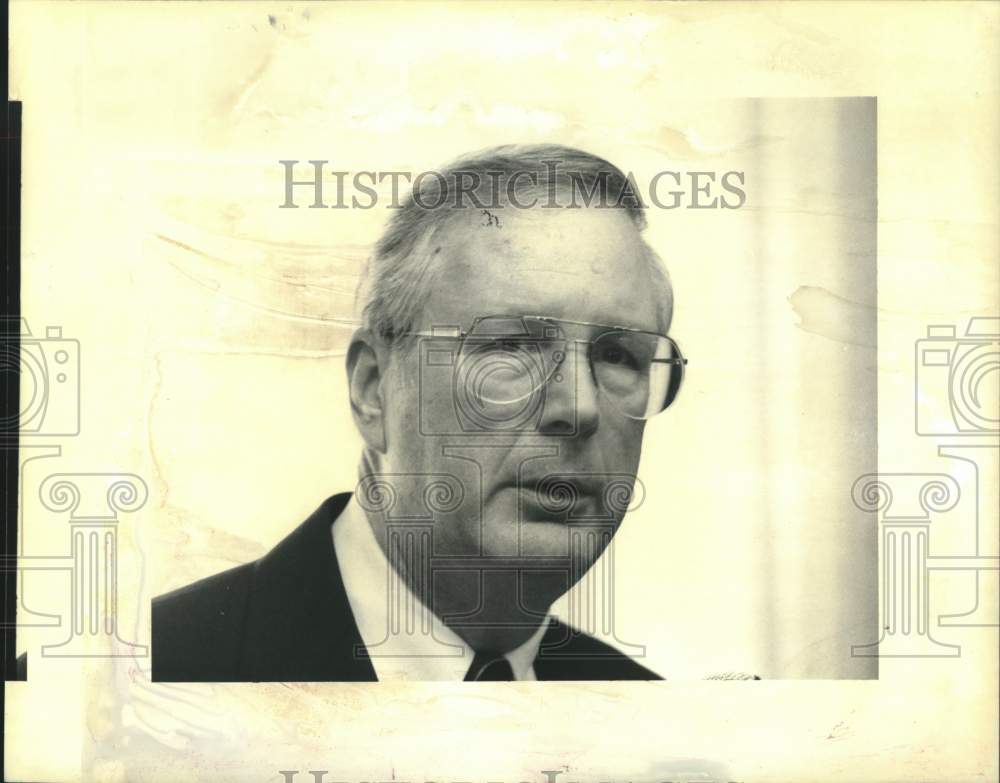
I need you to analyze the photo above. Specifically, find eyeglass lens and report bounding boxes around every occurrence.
[455,316,684,419]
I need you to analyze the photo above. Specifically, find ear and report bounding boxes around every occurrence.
[346,328,387,453]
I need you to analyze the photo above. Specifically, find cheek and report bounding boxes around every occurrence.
[385,351,455,419]
[602,415,646,462]
[380,363,424,459]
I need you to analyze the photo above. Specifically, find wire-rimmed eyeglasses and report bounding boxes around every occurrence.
[404,314,687,420]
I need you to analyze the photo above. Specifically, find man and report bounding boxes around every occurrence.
[152,144,687,682]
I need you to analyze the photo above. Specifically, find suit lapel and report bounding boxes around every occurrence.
[233,493,659,682]
[533,617,663,681]
[239,493,377,682]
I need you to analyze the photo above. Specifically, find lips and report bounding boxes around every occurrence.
[506,474,608,495]
[500,479,605,522]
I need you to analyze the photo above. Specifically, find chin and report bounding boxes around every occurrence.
[471,493,618,564]
[509,519,585,560]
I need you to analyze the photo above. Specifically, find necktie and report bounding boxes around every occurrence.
[464,650,515,681]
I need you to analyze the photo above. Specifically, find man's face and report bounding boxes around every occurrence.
[377,205,668,622]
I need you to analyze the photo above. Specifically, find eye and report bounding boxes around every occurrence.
[603,347,624,364]
[596,342,640,369]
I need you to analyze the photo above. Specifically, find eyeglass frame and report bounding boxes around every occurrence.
[399,314,689,419]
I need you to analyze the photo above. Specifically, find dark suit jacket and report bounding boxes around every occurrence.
[152,493,662,682]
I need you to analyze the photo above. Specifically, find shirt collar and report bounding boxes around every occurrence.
[331,493,550,681]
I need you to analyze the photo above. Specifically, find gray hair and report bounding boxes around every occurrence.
[357,143,673,345]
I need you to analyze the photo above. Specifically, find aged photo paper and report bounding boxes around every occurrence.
[4,2,998,782]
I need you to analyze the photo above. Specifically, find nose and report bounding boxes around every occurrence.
[537,341,599,437]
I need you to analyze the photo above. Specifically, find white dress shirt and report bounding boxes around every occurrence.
[331,494,551,681]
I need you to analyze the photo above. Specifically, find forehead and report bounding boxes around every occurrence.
[420,207,665,332]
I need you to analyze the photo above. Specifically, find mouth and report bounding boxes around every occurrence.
[498,480,605,523]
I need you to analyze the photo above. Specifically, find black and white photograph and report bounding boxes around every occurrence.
[148,126,877,684]
[3,3,997,783]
